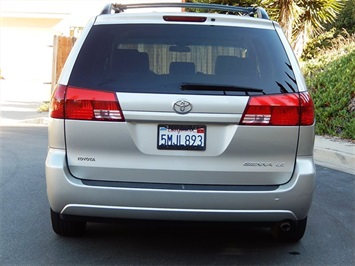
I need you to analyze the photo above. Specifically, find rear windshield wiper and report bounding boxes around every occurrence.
[180,83,264,95]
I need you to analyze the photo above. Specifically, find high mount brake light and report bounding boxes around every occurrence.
[240,92,314,126]
[50,86,125,121]
[163,16,207,22]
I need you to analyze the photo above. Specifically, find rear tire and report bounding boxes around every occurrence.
[50,208,86,236]
[271,217,307,242]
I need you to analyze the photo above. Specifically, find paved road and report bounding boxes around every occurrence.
[1,126,354,265]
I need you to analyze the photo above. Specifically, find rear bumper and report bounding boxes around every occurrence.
[46,148,315,222]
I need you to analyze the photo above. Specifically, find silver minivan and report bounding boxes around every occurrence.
[46,2,315,241]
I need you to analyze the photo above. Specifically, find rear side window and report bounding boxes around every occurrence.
[69,24,298,95]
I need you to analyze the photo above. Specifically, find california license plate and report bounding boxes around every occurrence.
[157,125,206,150]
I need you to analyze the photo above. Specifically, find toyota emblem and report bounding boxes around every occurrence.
[173,100,192,114]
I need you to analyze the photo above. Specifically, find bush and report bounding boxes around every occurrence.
[304,48,355,140]
[326,0,355,35]
[301,29,335,60]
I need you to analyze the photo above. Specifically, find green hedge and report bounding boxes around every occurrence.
[304,50,355,140]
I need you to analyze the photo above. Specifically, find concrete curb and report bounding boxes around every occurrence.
[314,136,354,175]
[1,117,49,126]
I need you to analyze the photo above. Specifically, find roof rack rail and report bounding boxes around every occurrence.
[100,2,269,20]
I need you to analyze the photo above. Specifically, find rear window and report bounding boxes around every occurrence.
[69,23,298,95]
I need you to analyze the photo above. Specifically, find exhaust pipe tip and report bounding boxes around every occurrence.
[280,222,292,232]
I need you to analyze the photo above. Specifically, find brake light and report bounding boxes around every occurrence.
[240,92,314,126]
[50,85,125,121]
[163,16,207,22]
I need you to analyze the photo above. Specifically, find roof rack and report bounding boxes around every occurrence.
[100,2,269,20]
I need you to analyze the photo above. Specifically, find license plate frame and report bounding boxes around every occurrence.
[157,124,206,151]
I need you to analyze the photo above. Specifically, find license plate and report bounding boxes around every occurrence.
[157,125,206,151]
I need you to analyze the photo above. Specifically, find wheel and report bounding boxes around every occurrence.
[50,208,86,236]
[271,217,307,242]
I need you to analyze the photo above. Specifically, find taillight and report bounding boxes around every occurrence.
[50,84,66,119]
[50,85,125,121]
[299,92,315,126]
[240,92,314,126]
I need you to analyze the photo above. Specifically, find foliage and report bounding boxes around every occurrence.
[185,0,260,13]
[301,31,355,75]
[301,28,336,60]
[302,36,355,139]
[262,0,345,57]
[37,101,50,113]
[301,0,355,60]
[187,0,259,6]
[326,0,355,35]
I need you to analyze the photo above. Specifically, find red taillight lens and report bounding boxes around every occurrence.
[299,92,315,126]
[240,93,314,126]
[50,84,66,119]
[163,16,207,22]
[65,87,124,121]
[50,85,125,121]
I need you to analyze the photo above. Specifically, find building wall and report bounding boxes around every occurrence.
[1,17,61,101]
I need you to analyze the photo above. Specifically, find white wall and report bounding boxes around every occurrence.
[0,17,61,101]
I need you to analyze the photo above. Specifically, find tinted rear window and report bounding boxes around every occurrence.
[69,24,298,95]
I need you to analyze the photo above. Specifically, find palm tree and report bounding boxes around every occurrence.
[265,0,344,57]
